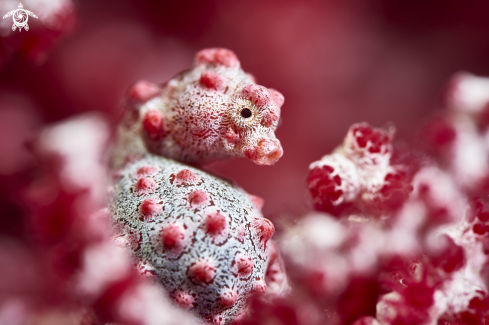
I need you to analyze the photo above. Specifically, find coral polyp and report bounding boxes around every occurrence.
[308,122,412,217]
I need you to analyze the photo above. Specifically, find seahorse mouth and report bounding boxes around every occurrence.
[243,138,283,165]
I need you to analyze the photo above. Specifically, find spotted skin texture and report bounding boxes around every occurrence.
[110,154,273,324]
[111,48,284,168]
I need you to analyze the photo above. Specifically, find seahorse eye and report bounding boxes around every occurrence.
[241,108,252,118]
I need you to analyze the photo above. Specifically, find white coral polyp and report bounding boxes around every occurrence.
[310,153,361,204]
[341,125,393,169]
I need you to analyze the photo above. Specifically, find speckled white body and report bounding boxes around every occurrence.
[110,154,272,324]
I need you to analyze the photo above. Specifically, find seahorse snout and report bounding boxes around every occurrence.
[243,138,283,165]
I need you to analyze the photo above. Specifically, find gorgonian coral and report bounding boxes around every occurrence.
[5,40,489,325]
[236,72,489,325]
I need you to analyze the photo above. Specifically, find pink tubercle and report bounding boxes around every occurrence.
[237,225,246,243]
[142,109,166,141]
[200,71,224,91]
[261,107,280,128]
[135,177,156,195]
[173,290,194,309]
[188,189,209,208]
[253,218,275,245]
[161,223,185,249]
[268,88,285,108]
[138,268,157,280]
[126,80,161,104]
[195,48,240,68]
[188,259,216,284]
[139,198,162,220]
[136,165,159,177]
[232,253,254,278]
[175,169,201,185]
[204,211,228,237]
[251,279,267,295]
[241,84,272,107]
[225,129,238,144]
[219,289,238,308]
[210,315,225,325]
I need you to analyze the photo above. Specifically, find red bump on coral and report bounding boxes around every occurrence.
[135,177,156,195]
[204,211,229,243]
[142,109,166,141]
[200,71,224,91]
[195,48,240,68]
[161,223,185,249]
[173,290,194,309]
[261,107,280,128]
[268,89,285,108]
[251,279,267,295]
[127,80,161,104]
[253,218,274,246]
[188,189,209,207]
[225,129,238,145]
[175,169,201,185]
[220,290,238,308]
[232,253,254,278]
[136,165,159,177]
[241,84,273,107]
[264,240,289,298]
[188,259,216,284]
[237,225,246,243]
[139,198,162,220]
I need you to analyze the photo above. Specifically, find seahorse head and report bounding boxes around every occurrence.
[114,48,284,167]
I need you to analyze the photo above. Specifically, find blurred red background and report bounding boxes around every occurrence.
[3,0,489,231]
